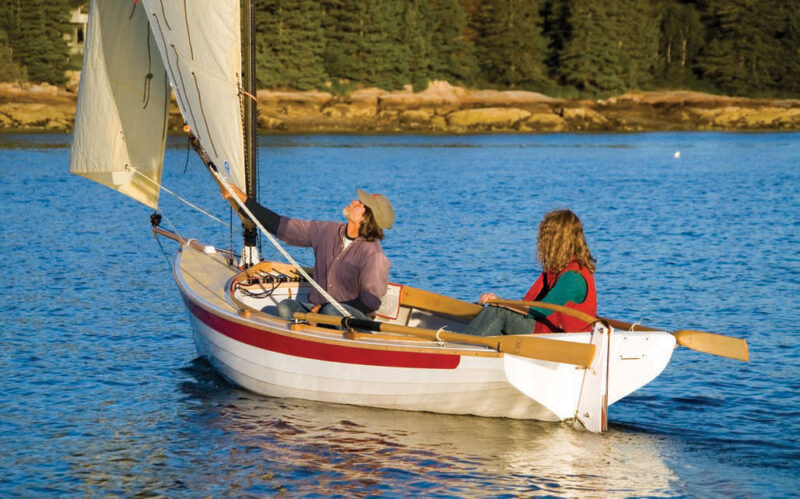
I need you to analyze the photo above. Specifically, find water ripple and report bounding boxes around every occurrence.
[2,132,799,497]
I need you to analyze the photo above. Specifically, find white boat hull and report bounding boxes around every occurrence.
[174,246,676,429]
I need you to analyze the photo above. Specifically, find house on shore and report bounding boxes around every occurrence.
[65,4,89,56]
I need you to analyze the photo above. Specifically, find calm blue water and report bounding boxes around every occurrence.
[1,132,799,497]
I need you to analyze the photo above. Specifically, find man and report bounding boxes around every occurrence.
[224,185,393,320]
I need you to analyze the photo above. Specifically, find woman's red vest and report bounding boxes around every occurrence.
[522,261,597,333]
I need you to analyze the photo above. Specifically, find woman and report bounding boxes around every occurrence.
[463,209,596,336]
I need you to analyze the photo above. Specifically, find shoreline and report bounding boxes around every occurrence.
[1,81,799,134]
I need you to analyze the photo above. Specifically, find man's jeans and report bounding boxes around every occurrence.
[274,299,370,323]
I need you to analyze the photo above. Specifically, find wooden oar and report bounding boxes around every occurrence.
[487,299,598,324]
[294,312,596,367]
[601,317,749,362]
[488,299,749,362]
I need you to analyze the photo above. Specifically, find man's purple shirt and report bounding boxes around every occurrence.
[277,217,390,312]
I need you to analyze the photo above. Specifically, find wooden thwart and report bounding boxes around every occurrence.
[294,312,596,367]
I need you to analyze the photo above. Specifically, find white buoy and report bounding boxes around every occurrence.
[674,150,681,158]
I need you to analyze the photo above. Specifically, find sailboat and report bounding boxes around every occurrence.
[69,0,748,433]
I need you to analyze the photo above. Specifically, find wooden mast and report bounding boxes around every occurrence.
[241,0,259,260]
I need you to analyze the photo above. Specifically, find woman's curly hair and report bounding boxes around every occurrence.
[537,209,596,274]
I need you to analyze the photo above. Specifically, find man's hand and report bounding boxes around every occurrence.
[305,304,323,327]
[222,184,247,202]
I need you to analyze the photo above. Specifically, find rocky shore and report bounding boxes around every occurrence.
[2,81,799,133]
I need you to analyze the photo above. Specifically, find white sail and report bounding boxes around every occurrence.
[139,0,246,190]
[69,0,170,210]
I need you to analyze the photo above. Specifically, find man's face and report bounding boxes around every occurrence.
[343,199,366,226]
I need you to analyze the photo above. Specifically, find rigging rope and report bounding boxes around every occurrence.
[210,168,352,318]
[125,165,231,228]
[124,164,351,318]
[158,210,179,234]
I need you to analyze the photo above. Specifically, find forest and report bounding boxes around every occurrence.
[1,0,798,98]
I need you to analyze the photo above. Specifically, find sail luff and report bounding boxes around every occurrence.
[139,0,247,192]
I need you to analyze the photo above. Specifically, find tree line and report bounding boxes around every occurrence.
[1,0,798,98]
[0,0,80,85]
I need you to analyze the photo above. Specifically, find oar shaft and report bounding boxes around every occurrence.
[487,300,749,362]
[294,312,596,367]
[487,299,598,324]
[297,312,489,345]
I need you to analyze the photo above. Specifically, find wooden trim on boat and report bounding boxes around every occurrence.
[227,294,497,356]
[238,260,313,280]
[231,261,482,321]
[288,320,501,357]
[599,317,659,331]
[199,263,500,358]
[153,226,207,252]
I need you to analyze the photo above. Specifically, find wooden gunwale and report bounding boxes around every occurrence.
[171,249,502,358]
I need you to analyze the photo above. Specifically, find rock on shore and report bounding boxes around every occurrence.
[1,81,799,133]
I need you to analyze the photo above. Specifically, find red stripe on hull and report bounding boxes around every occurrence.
[184,298,461,369]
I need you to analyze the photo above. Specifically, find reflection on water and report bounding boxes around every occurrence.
[173,361,675,497]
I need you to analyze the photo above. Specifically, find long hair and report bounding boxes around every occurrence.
[359,206,384,242]
[537,209,596,274]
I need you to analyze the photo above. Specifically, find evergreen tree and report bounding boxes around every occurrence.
[5,0,70,84]
[255,0,327,90]
[555,0,659,94]
[371,0,411,89]
[608,0,659,89]
[402,0,434,90]
[0,2,26,82]
[776,3,800,96]
[557,0,624,93]
[697,37,746,93]
[541,0,572,74]
[428,0,477,85]
[698,0,791,96]
[475,0,550,89]
[656,1,704,87]
[323,0,410,90]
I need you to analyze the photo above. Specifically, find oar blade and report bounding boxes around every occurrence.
[672,330,749,362]
[497,335,596,367]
